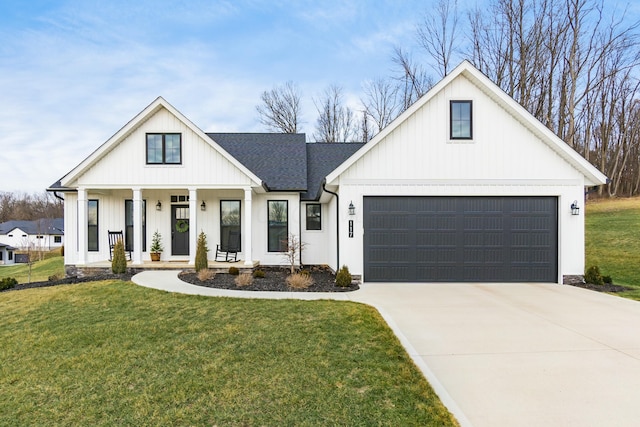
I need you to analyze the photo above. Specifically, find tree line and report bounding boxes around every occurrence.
[256,0,640,197]
[0,192,63,222]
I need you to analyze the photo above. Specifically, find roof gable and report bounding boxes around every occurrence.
[327,61,607,187]
[53,97,262,189]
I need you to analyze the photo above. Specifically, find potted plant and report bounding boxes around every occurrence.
[150,230,163,261]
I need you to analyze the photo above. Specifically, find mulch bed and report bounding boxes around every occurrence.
[1,273,134,293]
[179,266,359,293]
[567,282,630,293]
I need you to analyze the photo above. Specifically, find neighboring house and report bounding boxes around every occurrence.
[48,61,607,283]
[0,244,16,265]
[0,218,64,251]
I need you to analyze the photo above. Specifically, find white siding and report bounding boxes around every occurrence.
[72,108,253,189]
[300,202,333,266]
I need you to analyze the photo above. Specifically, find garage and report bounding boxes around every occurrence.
[363,196,558,282]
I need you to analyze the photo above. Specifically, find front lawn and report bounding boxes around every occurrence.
[586,197,640,300]
[0,254,65,284]
[0,281,458,426]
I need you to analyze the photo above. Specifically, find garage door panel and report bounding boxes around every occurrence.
[364,196,558,282]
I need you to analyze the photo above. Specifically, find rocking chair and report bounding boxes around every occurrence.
[215,230,240,262]
[108,230,132,261]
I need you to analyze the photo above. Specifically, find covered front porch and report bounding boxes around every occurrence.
[70,186,259,268]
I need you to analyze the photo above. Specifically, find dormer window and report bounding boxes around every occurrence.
[450,100,473,140]
[146,133,182,164]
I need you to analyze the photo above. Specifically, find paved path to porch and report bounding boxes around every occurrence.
[132,271,640,427]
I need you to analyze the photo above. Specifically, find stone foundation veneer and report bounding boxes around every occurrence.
[563,275,585,285]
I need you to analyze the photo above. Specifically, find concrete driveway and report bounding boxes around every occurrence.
[353,282,640,427]
[133,272,640,427]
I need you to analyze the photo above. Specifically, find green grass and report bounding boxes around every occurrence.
[586,197,640,300]
[0,255,65,284]
[0,281,458,426]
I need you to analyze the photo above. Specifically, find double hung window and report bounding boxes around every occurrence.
[146,133,182,164]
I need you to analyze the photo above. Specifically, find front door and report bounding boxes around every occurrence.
[172,205,190,256]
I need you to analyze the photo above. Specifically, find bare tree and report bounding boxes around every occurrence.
[256,81,302,133]
[361,78,401,134]
[392,47,433,111]
[0,191,63,222]
[417,0,460,77]
[313,85,358,142]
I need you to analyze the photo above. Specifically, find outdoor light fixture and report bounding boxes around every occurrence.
[348,201,356,216]
[201,201,206,211]
[571,200,580,216]
[156,200,162,211]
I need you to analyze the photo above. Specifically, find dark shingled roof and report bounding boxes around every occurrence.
[0,218,64,235]
[302,143,365,200]
[208,133,308,191]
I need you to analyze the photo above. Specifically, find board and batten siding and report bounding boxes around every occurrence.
[330,74,587,282]
[72,107,253,189]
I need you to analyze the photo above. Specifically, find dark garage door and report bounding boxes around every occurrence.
[364,196,558,282]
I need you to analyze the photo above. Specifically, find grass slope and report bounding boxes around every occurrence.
[0,255,65,284]
[586,197,640,300]
[0,281,458,426]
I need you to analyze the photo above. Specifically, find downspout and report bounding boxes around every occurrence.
[322,180,339,271]
[299,197,303,268]
[53,191,64,202]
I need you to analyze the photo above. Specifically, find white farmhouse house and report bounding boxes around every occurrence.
[49,61,606,283]
[0,219,64,253]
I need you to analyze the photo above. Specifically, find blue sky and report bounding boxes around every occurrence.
[1,1,637,193]
[0,0,428,193]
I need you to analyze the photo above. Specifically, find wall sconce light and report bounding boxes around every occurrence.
[571,200,580,216]
[348,201,356,216]
[156,200,162,211]
[201,201,206,211]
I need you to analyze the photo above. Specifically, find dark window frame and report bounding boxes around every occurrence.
[267,200,288,252]
[125,200,147,252]
[54,236,62,243]
[88,199,99,252]
[450,100,473,140]
[306,203,322,231]
[146,133,182,164]
[220,200,241,251]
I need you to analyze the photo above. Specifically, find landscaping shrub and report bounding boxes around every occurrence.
[228,266,239,276]
[111,239,127,274]
[585,265,604,286]
[235,273,253,287]
[603,275,613,284]
[48,274,60,282]
[0,277,18,291]
[286,273,313,289]
[195,231,209,272]
[335,265,352,287]
[300,269,311,277]
[252,269,265,278]
[197,269,215,282]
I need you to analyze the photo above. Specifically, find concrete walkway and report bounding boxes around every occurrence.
[132,271,640,427]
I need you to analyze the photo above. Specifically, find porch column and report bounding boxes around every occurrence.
[132,188,143,265]
[243,188,253,266]
[188,188,198,265]
[77,187,87,265]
